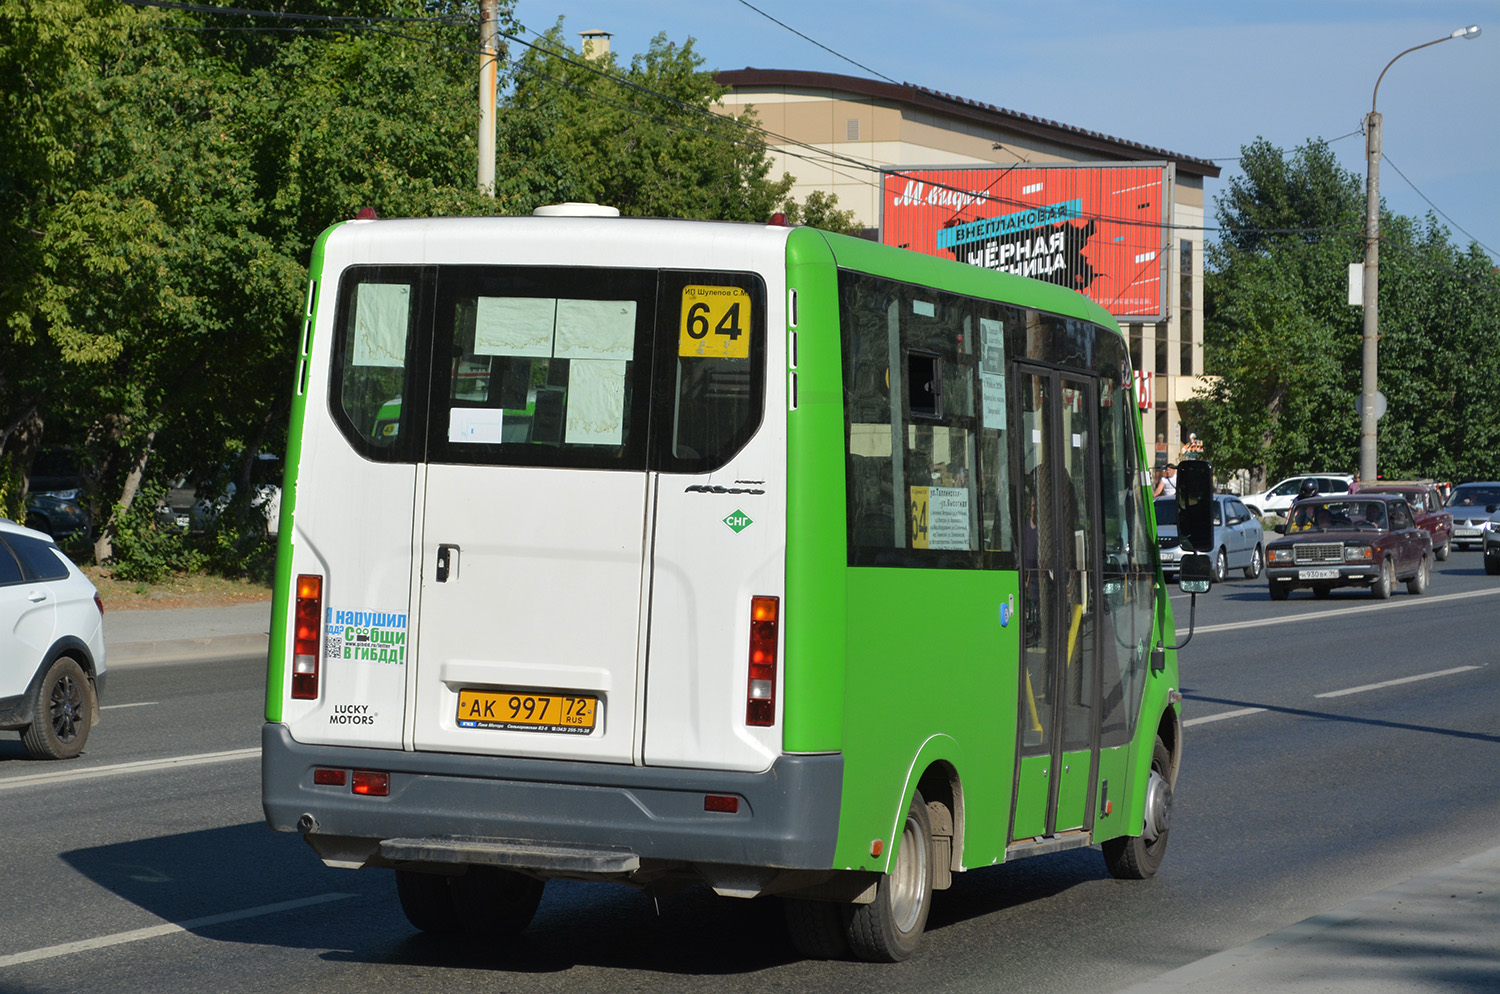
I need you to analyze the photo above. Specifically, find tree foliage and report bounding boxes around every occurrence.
[1,2,846,574]
[1195,138,1500,486]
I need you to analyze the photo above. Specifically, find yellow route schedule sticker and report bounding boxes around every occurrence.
[679,285,752,358]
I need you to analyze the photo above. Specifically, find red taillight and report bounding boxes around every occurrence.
[94,593,104,617]
[351,770,389,796]
[746,595,779,727]
[313,768,347,786]
[291,574,323,700]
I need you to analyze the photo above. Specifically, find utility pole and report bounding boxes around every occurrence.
[478,0,500,195]
[1360,25,1480,482]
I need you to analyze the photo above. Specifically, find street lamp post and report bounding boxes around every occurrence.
[1361,24,1480,483]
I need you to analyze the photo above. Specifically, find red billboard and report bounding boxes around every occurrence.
[880,162,1172,320]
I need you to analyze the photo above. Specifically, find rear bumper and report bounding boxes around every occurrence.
[261,723,843,876]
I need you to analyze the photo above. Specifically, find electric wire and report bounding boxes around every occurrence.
[733,0,900,85]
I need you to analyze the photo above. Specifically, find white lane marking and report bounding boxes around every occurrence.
[0,748,259,792]
[100,701,157,710]
[1315,665,1481,698]
[1175,586,1500,638]
[1183,707,1267,727]
[0,893,353,968]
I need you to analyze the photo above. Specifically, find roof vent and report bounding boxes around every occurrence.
[532,202,620,217]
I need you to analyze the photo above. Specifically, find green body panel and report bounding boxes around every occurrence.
[832,566,1021,872]
[265,222,341,722]
[1055,748,1092,829]
[780,229,849,753]
[1094,743,1131,830]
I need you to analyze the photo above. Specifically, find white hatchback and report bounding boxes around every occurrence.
[1243,474,1355,518]
[0,518,106,759]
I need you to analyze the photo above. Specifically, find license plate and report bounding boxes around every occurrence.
[1455,527,1480,537]
[1298,568,1339,580]
[457,689,597,734]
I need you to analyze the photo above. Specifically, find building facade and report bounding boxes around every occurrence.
[715,68,1220,466]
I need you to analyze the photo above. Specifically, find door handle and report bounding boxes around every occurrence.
[28,589,48,603]
[436,544,459,583]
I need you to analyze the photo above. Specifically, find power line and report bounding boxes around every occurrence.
[1383,153,1498,262]
[732,1,899,85]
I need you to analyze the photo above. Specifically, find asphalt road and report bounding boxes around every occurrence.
[2,556,1497,993]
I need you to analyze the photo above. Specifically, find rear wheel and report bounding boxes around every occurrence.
[22,657,93,760]
[1371,558,1393,599]
[1103,737,1173,879]
[1243,545,1263,579]
[1405,554,1430,595]
[846,791,933,962]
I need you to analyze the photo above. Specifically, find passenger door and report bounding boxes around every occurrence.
[1014,367,1102,840]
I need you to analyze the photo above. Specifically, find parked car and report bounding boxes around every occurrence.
[0,518,106,759]
[1156,494,1264,582]
[1351,480,1452,561]
[155,454,282,537]
[23,491,92,543]
[1445,482,1500,551]
[1242,474,1355,518]
[1264,494,1431,600]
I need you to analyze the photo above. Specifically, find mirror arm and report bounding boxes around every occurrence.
[1161,590,1197,650]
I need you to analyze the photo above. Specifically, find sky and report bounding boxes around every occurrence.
[516,1,1499,262]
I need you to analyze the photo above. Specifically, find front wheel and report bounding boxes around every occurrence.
[1371,558,1394,599]
[22,657,94,760]
[1103,737,1173,879]
[1486,553,1500,576]
[1436,537,1450,562]
[1268,582,1289,601]
[846,791,934,962]
[1243,545,1264,579]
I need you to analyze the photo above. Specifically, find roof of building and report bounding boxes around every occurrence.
[715,68,1221,179]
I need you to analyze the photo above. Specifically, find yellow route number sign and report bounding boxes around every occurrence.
[679,285,752,359]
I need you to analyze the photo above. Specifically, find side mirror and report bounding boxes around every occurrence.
[1273,523,1287,535]
[1179,552,1213,593]
[1175,459,1215,553]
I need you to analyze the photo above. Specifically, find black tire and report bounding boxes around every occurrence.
[1486,554,1500,576]
[1405,555,1430,595]
[846,791,933,962]
[1436,537,1450,562]
[1268,582,1289,601]
[1212,548,1228,584]
[1243,545,1264,579]
[1312,585,1332,599]
[22,657,93,760]
[395,870,462,933]
[1372,558,1393,599]
[450,866,545,936]
[783,898,850,960]
[1102,737,1173,879]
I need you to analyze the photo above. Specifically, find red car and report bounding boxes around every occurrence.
[1264,494,1432,600]
[1351,480,1453,561]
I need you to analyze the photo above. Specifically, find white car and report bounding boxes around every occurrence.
[1243,474,1355,518]
[0,518,106,759]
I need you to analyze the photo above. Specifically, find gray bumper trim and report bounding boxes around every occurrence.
[262,723,843,872]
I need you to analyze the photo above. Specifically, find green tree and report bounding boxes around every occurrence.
[495,24,796,220]
[1194,137,1500,485]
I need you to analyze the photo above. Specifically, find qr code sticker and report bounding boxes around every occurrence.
[325,634,343,659]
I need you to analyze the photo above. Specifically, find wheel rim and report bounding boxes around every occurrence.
[1215,550,1227,581]
[889,809,930,933]
[50,673,84,743]
[1142,769,1173,843]
[1252,547,1262,575]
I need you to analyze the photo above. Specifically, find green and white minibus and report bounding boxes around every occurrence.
[262,204,1184,962]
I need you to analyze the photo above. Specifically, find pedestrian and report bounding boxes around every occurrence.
[1153,463,1178,498]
